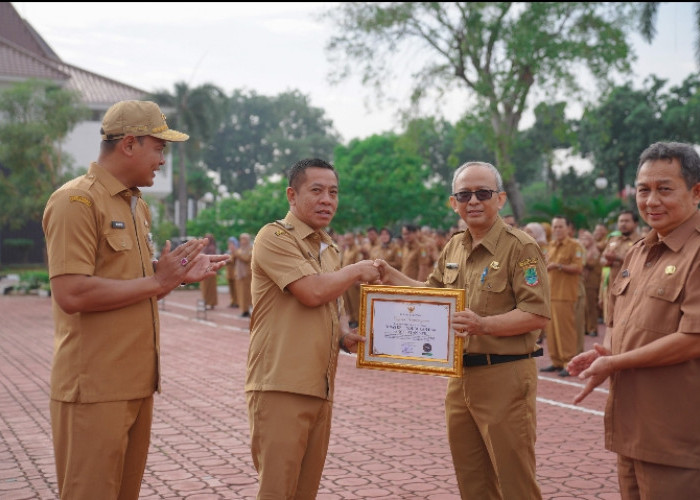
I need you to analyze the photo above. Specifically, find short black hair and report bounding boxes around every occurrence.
[287,158,337,191]
[618,209,639,223]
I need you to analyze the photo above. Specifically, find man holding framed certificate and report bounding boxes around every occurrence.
[376,161,551,500]
[245,158,381,499]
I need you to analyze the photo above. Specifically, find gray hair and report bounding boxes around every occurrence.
[637,142,700,189]
[452,161,504,193]
[524,222,548,245]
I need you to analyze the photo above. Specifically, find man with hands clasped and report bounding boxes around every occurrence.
[375,161,550,500]
[43,100,229,500]
[568,141,700,499]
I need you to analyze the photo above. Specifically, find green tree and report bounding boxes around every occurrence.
[332,134,451,231]
[149,82,226,237]
[0,79,88,229]
[322,2,642,221]
[204,89,341,195]
[578,78,666,198]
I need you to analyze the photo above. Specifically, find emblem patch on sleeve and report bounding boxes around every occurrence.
[69,195,92,207]
[524,265,539,286]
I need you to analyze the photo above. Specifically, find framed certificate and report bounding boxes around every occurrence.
[357,284,465,377]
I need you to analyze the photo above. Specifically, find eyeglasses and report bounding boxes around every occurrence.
[452,189,499,203]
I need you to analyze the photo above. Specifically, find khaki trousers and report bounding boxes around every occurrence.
[235,275,252,313]
[445,359,541,500]
[247,391,332,500]
[50,396,153,500]
[617,454,700,500]
[546,300,578,368]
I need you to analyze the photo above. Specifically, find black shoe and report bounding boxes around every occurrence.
[590,331,598,337]
[558,369,570,377]
[240,311,250,318]
[539,365,558,373]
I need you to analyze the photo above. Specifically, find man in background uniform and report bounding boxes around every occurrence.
[599,210,641,323]
[541,215,583,377]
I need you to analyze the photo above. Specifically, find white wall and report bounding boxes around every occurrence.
[62,120,173,199]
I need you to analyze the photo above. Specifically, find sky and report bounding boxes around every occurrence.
[11,2,698,144]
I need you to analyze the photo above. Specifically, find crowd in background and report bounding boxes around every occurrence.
[323,211,647,377]
[215,210,645,354]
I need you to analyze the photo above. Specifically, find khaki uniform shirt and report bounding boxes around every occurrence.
[371,242,401,269]
[245,211,342,401]
[342,244,363,267]
[400,241,421,280]
[234,245,252,280]
[42,163,159,403]
[426,218,550,355]
[547,237,584,301]
[603,233,642,285]
[606,211,700,468]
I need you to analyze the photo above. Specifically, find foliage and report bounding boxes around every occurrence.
[523,190,622,230]
[321,2,642,220]
[332,134,452,231]
[188,176,289,243]
[0,79,88,229]
[578,74,700,197]
[149,82,227,237]
[204,90,341,195]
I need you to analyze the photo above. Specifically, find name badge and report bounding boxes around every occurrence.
[111,221,125,229]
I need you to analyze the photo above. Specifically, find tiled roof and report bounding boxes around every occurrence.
[0,2,147,105]
[0,37,68,82]
[0,2,60,61]
[57,62,147,107]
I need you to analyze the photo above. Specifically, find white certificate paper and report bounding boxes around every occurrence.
[371,300,449,359]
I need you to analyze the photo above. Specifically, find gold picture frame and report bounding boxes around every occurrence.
[357,284,465,377]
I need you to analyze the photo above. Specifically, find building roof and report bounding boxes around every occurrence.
[0,2,147,104]
[0,36,69,82]
[0,2,60,61]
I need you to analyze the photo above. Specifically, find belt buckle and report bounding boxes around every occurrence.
[485,353,492,365]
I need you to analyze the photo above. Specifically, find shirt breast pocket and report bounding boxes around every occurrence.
[106,233,133,253]
[472,277,509,313]
[443,268,460,286]
[640,278,683,333]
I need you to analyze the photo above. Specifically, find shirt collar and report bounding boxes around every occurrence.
[645,210,700,252]
[461,217,505,255]
[283,211,334,246]
[89,162,141,198]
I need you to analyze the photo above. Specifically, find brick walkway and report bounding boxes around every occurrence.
[0,290,619,499]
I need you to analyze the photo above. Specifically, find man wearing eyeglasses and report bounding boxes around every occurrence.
[376,161,550,500]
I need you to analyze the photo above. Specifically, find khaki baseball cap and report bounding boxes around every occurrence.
[100,100,189,142]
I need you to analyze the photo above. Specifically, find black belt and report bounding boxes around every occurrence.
[463,348,543,367]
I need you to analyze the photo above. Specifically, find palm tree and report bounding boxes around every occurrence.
[639,3,700,65]
[149,82,225,237]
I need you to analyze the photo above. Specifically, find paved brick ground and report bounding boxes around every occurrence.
[0,290,619,499]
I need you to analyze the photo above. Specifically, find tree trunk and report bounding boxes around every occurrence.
[177,143,187,238]
[504,177,525,222]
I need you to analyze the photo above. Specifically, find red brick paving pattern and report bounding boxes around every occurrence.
[0,291,619,499]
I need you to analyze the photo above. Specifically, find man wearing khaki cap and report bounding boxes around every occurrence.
[42,100,229,500]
